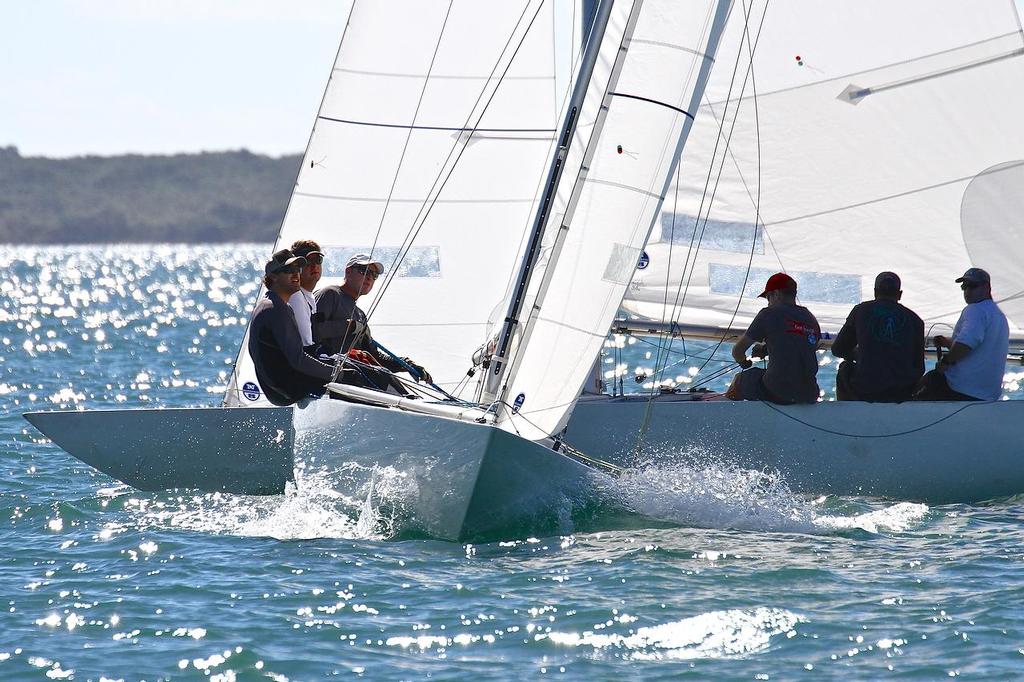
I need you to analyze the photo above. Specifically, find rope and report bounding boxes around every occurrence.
[759,400,979,439]
[629,0,769,463]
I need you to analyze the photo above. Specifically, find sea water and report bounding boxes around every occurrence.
[2,245,1023,680]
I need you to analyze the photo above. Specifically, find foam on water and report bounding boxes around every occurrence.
[122,464,417,542]
[601,461,929,536]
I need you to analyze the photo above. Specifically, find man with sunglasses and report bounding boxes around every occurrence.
[914,268,1008,401]
[313,254,432,390]
[287,239,324,349]
[247,249,338,406]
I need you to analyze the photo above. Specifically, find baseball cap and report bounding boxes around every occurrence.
[954,267,990,285]
[758,272,797,298]
[291,243,323,259]
[265,249,306,275]
[874,271,901,294]
[346,253,384,274]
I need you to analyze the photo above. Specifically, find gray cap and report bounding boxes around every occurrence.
[265,249,306,275]
[874,271,901,293]
[346,253,384,274]
[955,267,991,285]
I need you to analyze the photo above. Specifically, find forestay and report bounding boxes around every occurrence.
[226,1,578,406]
[495,0,733,440]
[622,1,1024,342]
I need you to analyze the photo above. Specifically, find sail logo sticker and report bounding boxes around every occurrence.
[242,382,262,401]
[637,251,650,270]
[513,393,526,414]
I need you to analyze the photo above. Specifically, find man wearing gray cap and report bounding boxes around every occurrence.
[914,267,1009,401]
[287,239,324,349]
[831,271,924,401]
[247,249,338,406]
[313,254,432,390]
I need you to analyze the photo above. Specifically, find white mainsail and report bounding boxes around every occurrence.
[491,0,734,440]
[621,0,1024,343]
[226,1,579,406]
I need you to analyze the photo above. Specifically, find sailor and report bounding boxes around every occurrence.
[727,272,821,404]
[287,239,324,349]
[248,249,338,406]
[831,271,925,402]
[914,267,1009,401]
[312,253,432,389]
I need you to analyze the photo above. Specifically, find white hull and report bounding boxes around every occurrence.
[25,400,604,541]
[24,407,295,494]
[295,398,599,541]
[565,395,1024,503]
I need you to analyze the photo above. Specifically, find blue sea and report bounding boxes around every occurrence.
[3,244,1023,680]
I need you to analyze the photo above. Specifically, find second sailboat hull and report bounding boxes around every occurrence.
[565,395,1024,503]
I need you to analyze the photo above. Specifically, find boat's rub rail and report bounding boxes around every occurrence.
[324,382,493,425]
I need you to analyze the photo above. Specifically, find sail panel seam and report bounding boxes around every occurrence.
[317,115,555,133]
[609,92,695,118]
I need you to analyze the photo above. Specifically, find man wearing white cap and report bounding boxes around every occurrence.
[914,267,1008,401]
[313,254,432,389]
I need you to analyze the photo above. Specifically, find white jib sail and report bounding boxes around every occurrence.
[621,1,1024,342]
[226,1,580,406]
[495,0,734,440]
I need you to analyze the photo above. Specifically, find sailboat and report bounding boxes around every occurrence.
[25,0,735,541]
[564,0,1024,503]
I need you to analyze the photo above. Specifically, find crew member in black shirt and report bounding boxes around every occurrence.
[313,253,431,390]
[248,249,337,406]
[831,271,924,402]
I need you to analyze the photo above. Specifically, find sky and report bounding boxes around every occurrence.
[0,1,351,158]
[2,1,1023,159]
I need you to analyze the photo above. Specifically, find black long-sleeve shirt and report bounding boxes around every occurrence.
[831,298,925,395]
[248,290,336,406]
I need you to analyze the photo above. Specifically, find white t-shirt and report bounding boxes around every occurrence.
[287,288,317,347]
[945,298,1009,401]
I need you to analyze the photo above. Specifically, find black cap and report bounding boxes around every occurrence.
[265,249,306,275]
[874,271,901,294]
[955,267,991,285]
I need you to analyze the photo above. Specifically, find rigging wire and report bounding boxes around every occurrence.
[362,1,455,274]
[365,1,548,320]
[629,0,770,463]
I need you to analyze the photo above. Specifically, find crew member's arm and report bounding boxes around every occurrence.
[271,306,335,381]
[731,334,755,369]
[831,312,856,359]
[937,341,972,373]
[937,306,986,373]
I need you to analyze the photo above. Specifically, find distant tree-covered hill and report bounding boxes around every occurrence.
[0,146,300,243]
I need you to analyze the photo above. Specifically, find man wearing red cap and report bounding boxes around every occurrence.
[727,272,821,404]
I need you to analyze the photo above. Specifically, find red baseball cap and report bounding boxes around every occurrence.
[758,272,797,298]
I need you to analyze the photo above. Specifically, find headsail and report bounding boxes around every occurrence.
[225,1,580,406]
[621,1,1024,343]
[491,0,734,440]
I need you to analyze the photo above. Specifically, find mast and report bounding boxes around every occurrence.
[483,0,617,404]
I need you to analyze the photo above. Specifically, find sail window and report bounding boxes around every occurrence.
[602,243,644,285]
[709,264,861,305]
[657,213,763,255]
[323,246,441,278]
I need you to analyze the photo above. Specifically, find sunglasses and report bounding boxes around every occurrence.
[278,265,302,274]
[302,254,324,265]
[960,281,982,290]
[353,265,379,278]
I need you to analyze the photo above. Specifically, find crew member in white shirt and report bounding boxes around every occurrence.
[286,239,324,349]
[914,267,1009,401]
